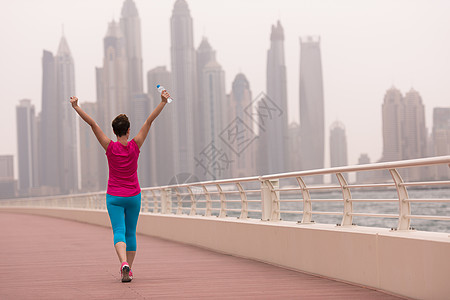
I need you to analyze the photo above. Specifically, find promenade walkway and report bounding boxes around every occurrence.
[0,212,404,299]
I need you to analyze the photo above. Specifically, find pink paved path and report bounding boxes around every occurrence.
[0,212,405,299]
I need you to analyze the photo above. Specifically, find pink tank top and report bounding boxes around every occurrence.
[106,139,141,197]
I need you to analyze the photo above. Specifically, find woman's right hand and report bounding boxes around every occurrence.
[70,96,79,108]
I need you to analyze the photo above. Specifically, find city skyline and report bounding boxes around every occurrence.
[2,0,450,181]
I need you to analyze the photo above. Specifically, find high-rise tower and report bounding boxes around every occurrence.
[171,0,197,175]
[260,20,288,175]
[200,58,227,179]
[381,87,429,180]
[56,35,78,193]
[329,121,348,183]
[97,20,129,133]
[229,73,255,178]
[403,88,428,181]
[196,37,216,101]
[287,122,301,172]
[16,99,38,193]
[381,86,404,162]
[432,107,450,179]
[95,20,129,188]
[299,36,325,183]
[39,50,59,192]
[120,0,143,96]
[39,36,78,194]
[403,88,427,160]
[195,37,216,157]
[0,155,15,199]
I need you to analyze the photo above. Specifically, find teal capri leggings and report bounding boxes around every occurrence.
[106,193,141,251]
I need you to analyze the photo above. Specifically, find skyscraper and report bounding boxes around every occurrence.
[39,50,59,192]
[381,86,404,162]
[97,20,129,132]
[229,73,255,178]
[0,156,14,180]
[171,0,197,175]
[16,99,38,194]
[147,66,174,186]
[200,58,228,179]
[195,37,229,178]
[299,36,325,183]
[196,37,216,101]
[120,0,143,96]
[287,122,301,172]
[404,88,428,181]
[432,107,450,179]
[195,37,216,156]
[0,155,15,199]
[356,153,376,184]
[56,35,78,194]
[381,87,429,181]
[403,88,427,160]
[96,20,129,188]
[260,20,288,175]
[38,36,78,195]
[329,121,348,183]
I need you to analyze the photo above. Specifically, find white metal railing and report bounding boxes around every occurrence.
[1,156,449,231]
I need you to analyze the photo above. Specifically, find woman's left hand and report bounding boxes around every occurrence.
[70,96,79,108]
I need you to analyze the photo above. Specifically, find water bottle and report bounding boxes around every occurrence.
[156,85,173,103]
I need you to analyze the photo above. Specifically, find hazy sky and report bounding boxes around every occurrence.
[1,0,449,178]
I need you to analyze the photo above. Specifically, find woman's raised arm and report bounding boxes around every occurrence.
[70,96,111,151]
[133,90,169,149]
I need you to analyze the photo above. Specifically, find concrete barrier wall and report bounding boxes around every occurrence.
[2,207,450,299]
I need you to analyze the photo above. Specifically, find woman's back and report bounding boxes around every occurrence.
[106,139,141,197]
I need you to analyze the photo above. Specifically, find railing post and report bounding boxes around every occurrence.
[145,191,150,212]
[97,193,102,210]
[261,178,280,221]
[203,185,212,217]
[175,187,183,215]
[217,184,227,218]
[99,194,104,210]
[236,182,248,219]
[150,190,159,213]
[187,186,196,216]
[296,177,312,223]
[336,173,353,226]
[161,188,172,214]
[101,193,106,210]
[390,169,411,230]
[141,192,147,213]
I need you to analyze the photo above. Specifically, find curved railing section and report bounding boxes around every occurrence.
[2,156,450,232]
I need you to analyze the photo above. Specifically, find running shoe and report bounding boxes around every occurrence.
[129,270,133,281]
[121,262,131,282]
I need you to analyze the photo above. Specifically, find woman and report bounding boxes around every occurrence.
[70,90,169,282]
